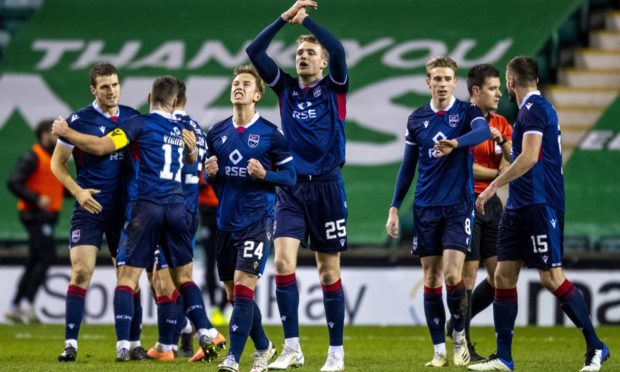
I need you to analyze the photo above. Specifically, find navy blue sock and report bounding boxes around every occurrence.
[446,280,467,332]
[113,286,134,342]
[250,300,269,351]
[129,290,142,342]
[424,286,446,345]
[65,284,86,340]
[180,281,213,330]
[275,273,299,339]
[229,285,254,363]
[156,291,179,345]
[554,279,603,349]
[494,288,518,362]
[322,279,345,346]
[172,296,186,345]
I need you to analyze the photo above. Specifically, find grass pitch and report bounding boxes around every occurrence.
[0,324,618,371]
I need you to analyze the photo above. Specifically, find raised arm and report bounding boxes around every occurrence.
[52,117,117,156]
[301,16,347,84]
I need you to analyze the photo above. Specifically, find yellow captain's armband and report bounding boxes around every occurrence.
[107,128,129,149]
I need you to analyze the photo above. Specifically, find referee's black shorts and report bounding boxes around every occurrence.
[466,194,503,262]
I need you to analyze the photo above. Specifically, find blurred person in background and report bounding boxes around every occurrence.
[5,119,64,324]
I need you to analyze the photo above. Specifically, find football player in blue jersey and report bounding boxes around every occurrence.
[50,63,148,362]
[52,76,221,362]
[246,2,349,370]
[386,56,490,368]
[469,56,609,372]
[145,80,226,362]
[205,64,295,372]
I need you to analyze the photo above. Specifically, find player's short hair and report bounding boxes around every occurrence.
[507,56,538,87]
[35,119,53,141]
[426,57,458,77]
[89,63,118,87]
[233,64,265,95]
[151,75,179,107]
[296,34,329,59]
[467,64,500,95]
[175,79,187,106]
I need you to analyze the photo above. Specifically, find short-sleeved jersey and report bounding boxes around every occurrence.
[473,113,513,194]
[406,97,486,207]
[507,91,564,213]
[120,111,186,205]
[270,69,347,175]
[58,103,139,207]
[206,113,293,231]
[174,110,207,214]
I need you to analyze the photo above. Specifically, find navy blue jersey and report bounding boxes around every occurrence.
[271,70,347,175]
[121,111,186,205]
[58,103,139,207]
[507,91,564,213]
[406,97,486,206]
[174,110,207,214]
[206,113,293,231]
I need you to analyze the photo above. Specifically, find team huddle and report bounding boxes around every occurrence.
[47,1,609,372]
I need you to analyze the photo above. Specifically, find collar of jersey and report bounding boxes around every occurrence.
[92,100,119,119]
[429,95,456,113]
[172,109,187,118]
[518,90,541,110]
[151,109,175,120]
[233,112,260,130]
[297,78,321,90]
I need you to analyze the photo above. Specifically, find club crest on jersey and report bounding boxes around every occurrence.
[71,229,80,243]
[448,114,459,127]
[313,87,322,97]
[248,134,260,148]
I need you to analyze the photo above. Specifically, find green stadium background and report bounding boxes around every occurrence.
[2,0,605,245]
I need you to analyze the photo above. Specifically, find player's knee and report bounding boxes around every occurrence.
[318,269,339,286]
[71,266,93,287]
[494,270,515,288]
[444,272,461,286]
[273,256,295,275]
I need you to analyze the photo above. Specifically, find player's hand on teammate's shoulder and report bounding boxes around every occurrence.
[205,155,219,178]
[52,116,69,137]
[281,0,317,22]
[75,188,102,214]
[247,158,266,180]
[432,139,458,157]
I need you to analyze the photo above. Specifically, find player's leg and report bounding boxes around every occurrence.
[316,251,344,372]
[147,256,178,361]
[113,264,144,361]
[270,185,305,369]
[58,244,97,361]
[420,255,448,367]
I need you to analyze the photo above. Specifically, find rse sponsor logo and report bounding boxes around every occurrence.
[292,109,317,120]
[225,166,247,177]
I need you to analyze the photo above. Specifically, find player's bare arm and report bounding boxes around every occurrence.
[386,206,400,239]
[182,129,197,164]
[281,0,317,22]
[52,116,117,156]
[205,155,219,178]
[476,133,542,214]
[50,142,102,214]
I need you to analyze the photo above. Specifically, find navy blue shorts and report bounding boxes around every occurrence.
[274,171,347,252]
[497,204,564,269]
[412,199,474,257]
[216,217,272,282]
[148,211,199,272]
[467,194,502,261]
[69,204,124,257]
[116,201,194,269]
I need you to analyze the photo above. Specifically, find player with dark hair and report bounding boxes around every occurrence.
[6,119,63,324]
[50,63,146,362]
[246,2,349,370]
[205,64,295,372]
[386,56,490,368]
[469,56,609,372]
[445,63,512,361]
[52,76,220,362]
